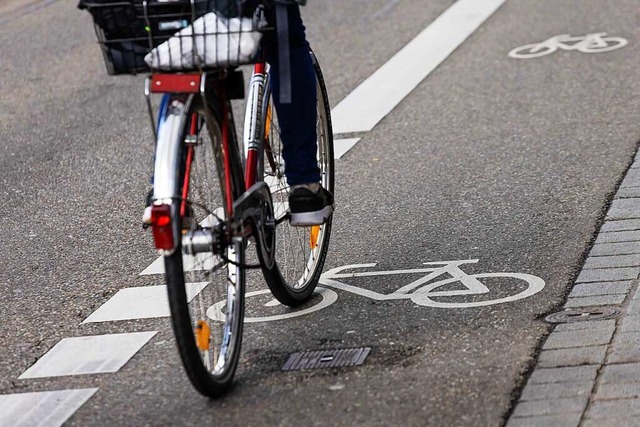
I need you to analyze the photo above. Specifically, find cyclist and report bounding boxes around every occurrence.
[258,1,334,226]
[142,0,333,226]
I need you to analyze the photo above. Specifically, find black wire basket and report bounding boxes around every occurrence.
[79,0,266,75]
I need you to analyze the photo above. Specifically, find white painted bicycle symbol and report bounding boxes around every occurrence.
[509,32,628,59]
[208,259,545,322]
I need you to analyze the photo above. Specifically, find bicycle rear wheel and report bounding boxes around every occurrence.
[161,94,245,397]
[259,52,334,306]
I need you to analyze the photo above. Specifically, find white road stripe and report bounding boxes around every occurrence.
[18,332,157,379]
[331,0,507,137]
[0,389,98,427]
[82,283,209,323]
[333,138,362,159]
[140,252,220,275]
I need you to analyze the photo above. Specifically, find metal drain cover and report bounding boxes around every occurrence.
[545,307,622,323]
[282,347,371,371]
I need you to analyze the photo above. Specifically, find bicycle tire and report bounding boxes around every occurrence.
[161,93,246,398]
[258,51,334,306]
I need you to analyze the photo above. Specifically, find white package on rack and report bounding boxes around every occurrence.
[144,12,262,70]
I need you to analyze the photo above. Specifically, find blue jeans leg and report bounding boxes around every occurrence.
[264,5,320,186]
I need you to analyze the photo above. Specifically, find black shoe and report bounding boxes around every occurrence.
[288,183,334,226]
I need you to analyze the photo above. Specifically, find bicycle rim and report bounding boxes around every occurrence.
[163,95,245,397]
[259,52,334,306]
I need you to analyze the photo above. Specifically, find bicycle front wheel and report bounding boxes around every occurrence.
[160,94,245,397]
[259,51,334,306]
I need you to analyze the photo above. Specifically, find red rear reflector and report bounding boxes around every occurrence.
[151,74,201,93]
[156,215,171,227]
[151,205,175,250]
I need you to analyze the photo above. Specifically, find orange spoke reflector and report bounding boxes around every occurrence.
[265,105,272,136]
[310,225,320,250]
[195,320,211,351]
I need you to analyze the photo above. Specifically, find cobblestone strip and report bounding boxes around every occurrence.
[507,151,640,427]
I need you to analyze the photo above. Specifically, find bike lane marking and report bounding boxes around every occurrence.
[331,0,508,158]
[135,260,546,324]
[508,32,628,59]
[320,262,546,308]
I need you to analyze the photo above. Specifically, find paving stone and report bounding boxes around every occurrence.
[512,397,588,417]
[528,366,598,384]
[554,320,616,332]
[596,230,640,244]
[565,294,626,308]
[590,242,640,257]
[587,398,640,418]
[583,417,640,427]
[616,187,640,200]
[621,170,640,189]
[583,255,640,270]
[601,363,640,384]
[519,382,593,401]
[628,300,640,315]
[601,219,640,233]
[621,316,640,333]
[543,329,614,350]
[613,332,640,348]
[507,414,581,427]
[609,346,640,364]
[537,346,607,368]
[576,268,640,284]
[568,281,631,297]
[595,382,640,400]
[607,199,640,221]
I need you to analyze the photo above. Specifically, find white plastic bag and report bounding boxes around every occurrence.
[144,12,262,70]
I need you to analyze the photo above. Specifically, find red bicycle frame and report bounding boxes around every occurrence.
[244,62,267,191]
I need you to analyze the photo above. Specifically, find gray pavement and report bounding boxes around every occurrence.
[2,0,640,425]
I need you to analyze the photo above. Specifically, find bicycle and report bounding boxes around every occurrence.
[80,0,333,397]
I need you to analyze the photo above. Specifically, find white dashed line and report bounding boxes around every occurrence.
[139,253,220,275]
[19,332,157,379]
[333,138,362,159]
[82,283,208,323]
[0,388,98,427]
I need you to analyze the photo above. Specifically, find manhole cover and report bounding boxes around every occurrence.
[545,307,622,323]
[282,347,371,371]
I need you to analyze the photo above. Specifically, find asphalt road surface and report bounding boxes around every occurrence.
[2,0,640,425]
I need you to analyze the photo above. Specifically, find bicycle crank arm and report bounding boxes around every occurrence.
[232,182,276,269]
